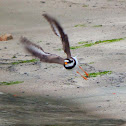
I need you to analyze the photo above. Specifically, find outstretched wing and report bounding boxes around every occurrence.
[43,14,71,58]
[20,37,64,65]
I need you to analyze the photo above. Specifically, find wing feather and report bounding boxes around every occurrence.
[20,37,64,65]
[43,14,71,58]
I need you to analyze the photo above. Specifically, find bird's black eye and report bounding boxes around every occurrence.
[69,59,73,63]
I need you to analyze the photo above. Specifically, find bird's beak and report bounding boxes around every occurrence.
[65,62,68,65]
[76,66,89,80]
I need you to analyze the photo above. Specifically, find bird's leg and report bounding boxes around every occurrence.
[79,66,89,77]
[76,71,88,80]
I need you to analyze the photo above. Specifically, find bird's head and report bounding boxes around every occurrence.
[64,57,77,69]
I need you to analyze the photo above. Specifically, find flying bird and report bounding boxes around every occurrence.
[20,14,89,80]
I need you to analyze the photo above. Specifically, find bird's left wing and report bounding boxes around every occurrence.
[43,14,71,59]
[20,37,64,65]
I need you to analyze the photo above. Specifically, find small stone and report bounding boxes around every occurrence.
[116,85,120,87]
[45,102,48,105]
[0,34,13,41]
[0,92,4,95]
[40,1,45,3]
[106,100,110,102]
[12,55,17,58]
[98,106,101,108]
[46,43,50,45]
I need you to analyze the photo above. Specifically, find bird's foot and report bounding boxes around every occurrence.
[76,71,88,80]
[76,66,89,80]
[79,66,89,77]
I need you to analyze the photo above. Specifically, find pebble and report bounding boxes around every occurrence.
[116,85,120,87]
[46,43,50,45]
[0,34,13,41]
[0,92,4,95]
[40,1,45,3]
[45,102,48,105]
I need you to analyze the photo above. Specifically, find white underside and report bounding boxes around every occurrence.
[73,56,79,68]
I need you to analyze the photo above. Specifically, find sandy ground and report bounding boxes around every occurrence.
[0,0,126,125]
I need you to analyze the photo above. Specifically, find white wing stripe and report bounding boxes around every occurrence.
[27,45,50,56]
[52,23,61,37]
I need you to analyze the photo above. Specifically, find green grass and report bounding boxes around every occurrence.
[93,25,102,27]
[0,81,24,86]
[74,24,86,27]
[38,40,42,43]
[78,41,88,44]
[83,43,94,47]
[89,71,112,77]
[89,62,94,64]
[12,59,39,65]
[95,38,125,44]
[57,37,125,50]
[70,43,94,49]
[56,48,62,51]
[82,4,89,7]
[12,55,17,58]
[70,37,125,49]
[70,45,84,49]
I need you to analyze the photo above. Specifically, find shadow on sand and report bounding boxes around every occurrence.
[0,93,125,126]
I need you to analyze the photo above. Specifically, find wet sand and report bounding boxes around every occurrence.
[0,0,126,125]
[0,94,125,126]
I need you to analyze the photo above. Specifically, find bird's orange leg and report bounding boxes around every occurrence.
[76,71,88,80]
[79,66,89,77]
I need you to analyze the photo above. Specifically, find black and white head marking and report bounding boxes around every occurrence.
[64,57,78,69]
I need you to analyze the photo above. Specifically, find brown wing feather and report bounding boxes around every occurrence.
[20,37,64,65]
[43,14,71,58]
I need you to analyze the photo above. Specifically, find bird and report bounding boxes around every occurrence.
[20,14,89,80]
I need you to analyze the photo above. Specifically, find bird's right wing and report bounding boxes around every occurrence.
[20,37,64,65]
